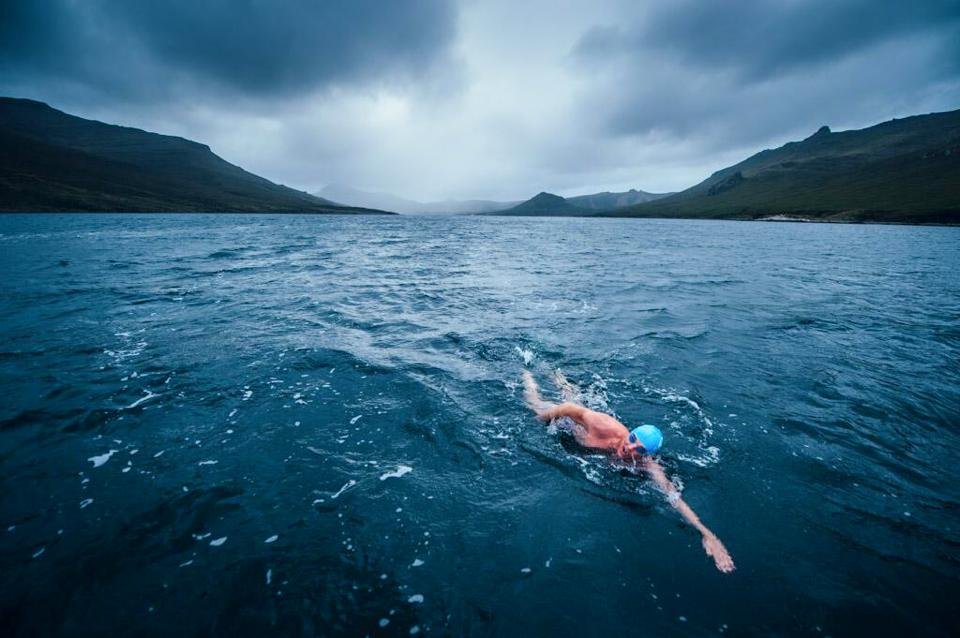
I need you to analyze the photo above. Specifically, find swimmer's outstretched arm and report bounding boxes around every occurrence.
[537,402,588,422]
[641,457,735,573]
[523,371,589,423]
[522,370,557,417]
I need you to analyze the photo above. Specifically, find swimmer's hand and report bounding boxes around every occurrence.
[702,533,735,573]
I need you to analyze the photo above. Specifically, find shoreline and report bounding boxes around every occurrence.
[475,211,960,228]
[1,210,957,227]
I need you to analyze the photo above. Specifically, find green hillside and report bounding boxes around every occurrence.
[606,110,960,224]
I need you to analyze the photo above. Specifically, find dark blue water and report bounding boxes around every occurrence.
[1,214,958,636]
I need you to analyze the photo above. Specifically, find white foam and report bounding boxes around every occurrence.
[379,619,390,628]
[675,445,720,468]
[124,389,157,410]
[639,383,723,467]
[266,569,272,585]
[380,465,413,481]
[410,626,421,635]
[350,414,363,425]
[571,456,603,485]
[408,594,424,603]
[80,498,94,509]
[242,390,253,400]
[209,537,227,547]
[265,535,278,543]
[411,558,424,567]
[521,567,532,574]
[32,547,45,559]
[88,450,118,468]
[663,392,714,432]
[179,559,193,567]
[331,479,357,499]
[198,460,218,466]
[515,346,534,365]
[153,450,165,458]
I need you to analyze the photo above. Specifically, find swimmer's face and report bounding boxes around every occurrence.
[626,432,646,455]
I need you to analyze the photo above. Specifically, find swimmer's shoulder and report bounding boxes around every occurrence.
[583,409,628,433]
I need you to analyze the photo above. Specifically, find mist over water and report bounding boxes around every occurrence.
[1,214,958,636]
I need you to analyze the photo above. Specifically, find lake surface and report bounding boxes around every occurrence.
[0,214,958,636]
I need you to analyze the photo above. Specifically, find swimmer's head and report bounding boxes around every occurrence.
[628,425,663,455]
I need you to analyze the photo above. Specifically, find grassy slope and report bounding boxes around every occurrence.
[0,97,389,213]
[607,110,960,224]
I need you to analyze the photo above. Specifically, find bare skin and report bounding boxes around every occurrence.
[523,370,735,573]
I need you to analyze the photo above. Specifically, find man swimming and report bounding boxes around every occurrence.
[523,370,735,573]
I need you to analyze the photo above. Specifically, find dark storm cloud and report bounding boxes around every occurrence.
[0,0,457,99]
[576,0,960,80]
[572,0,960,147]
[1,0,958,199]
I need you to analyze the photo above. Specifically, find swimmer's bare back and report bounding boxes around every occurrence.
[522,370,735,573]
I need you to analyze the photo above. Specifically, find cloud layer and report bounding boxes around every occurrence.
[2,0,958,200]
[1,0,457,98]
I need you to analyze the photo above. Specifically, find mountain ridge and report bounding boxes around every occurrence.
[567,188,673,210]
[0,97,390,214]
[604,109,960,224]
[490,191,587,216]
[483,188,672,216]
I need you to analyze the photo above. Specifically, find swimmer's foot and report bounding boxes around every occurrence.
[702,533,735,573]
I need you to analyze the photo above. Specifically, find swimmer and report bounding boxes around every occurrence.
[523,370,735,573]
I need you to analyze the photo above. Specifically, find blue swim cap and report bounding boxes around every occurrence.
[629,425,663,455]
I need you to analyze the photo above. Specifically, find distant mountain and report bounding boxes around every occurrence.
[567,188,672,210]
[605,109,960,224]
[316,184,518,214]
[491,191,588,216]
[483,188,671,216]
[0,97,389,214]
[316,184,421,213]
[417,197,522,214]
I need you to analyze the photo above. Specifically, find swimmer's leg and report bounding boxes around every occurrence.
[523,371,555,419]
[553,369,580,403]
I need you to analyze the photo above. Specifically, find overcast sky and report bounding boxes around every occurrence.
[2,0,958,200]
